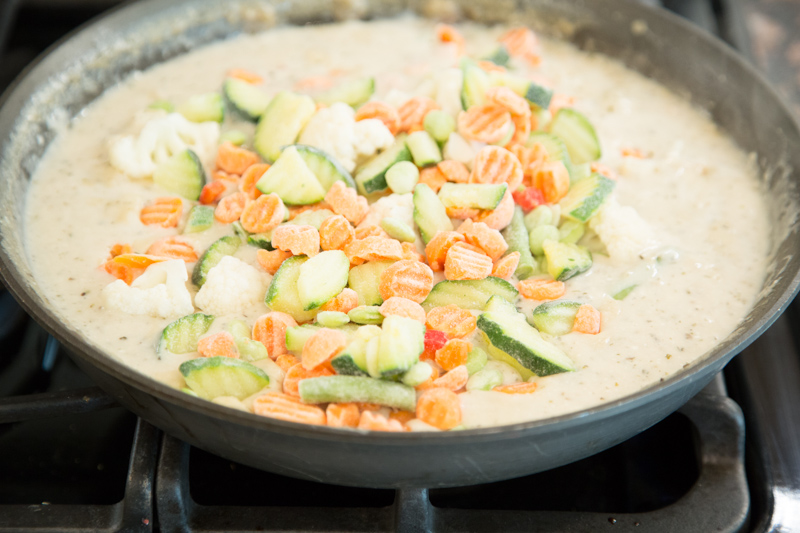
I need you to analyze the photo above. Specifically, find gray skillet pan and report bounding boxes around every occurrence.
[1,0,799,488]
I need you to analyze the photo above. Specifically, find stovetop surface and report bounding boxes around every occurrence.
[1,1,799,532]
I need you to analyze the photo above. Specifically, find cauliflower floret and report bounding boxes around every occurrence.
[194,256,268,316]
[589,197,659,263]
[103,260,194,318]
[353,118,394,159]
[109,112,219,179]
[298,103,358,171]
[357,193,414,230]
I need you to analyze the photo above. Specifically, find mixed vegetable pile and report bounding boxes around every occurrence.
[100,24,652,432]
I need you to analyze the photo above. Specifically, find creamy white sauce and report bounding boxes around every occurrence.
[23,18,769,429]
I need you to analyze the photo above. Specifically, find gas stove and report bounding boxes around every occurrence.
[0,1,799,531]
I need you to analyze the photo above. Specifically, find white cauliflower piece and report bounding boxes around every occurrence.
[298,103,358,172]
[435,68,464,118]
[357,193,414,229]
[353,118,394,160]
[194,256,267,316]
[109,112,219,179]
[103,260,193,318]
[589,197,659,263]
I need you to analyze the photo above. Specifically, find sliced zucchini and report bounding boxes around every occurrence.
[298,375,416,411]
[223,77,271,121]
[542,240,593,281]
[297,250,350,311]
[407,130,442,167]
[530,300,582,336]
[184,205,215,234]
[314,77,375,108]
[438,183,507,210]
[316,311,350,328]
[292,144,356,191]
[232,221,249,241]
[421,277,518,312]
[177,93,224,123]
[523,82,554,110]
[228,320,270,361]
[247,233,274,250]
[180,356,269,400]
[502,207,537,279]
[558,220,585,244]
[355,134,410,195]
[401,361,434,387]
[331,338,370,376]
[384,161,419,195]
[348,261,395,306]
[153,149,205,201]
[483,45,510,66]
[157,313,215,356]
[413,183,453,244]
[523,204,555,232]
[465,347,489,375]
[348,306,384,325]
[380,217,416,243]
[220,129,247,146]
[548,108,602,165]
[466,367,504,391]
[423,109,456,144]
[460,59,491,109]
[477,295,576,376]
[377,315,425,377]
[191,236,241,287]
[558,172,616,222]
[285,324,321,353]
[264,255,318,323]
[529,224,559,256]
[256,145,326,205]
[254,91,316,162]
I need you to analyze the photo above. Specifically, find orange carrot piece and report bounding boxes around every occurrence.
[458,219,509,261]
[319,214,355,252]
[358,410,406,432]
[444,242,493,281]
[271,225,320,257]
[214,192,247,224]
[212,170,239,183]
[282,363,334,398]
[470,146,524,191]
[458,104,513,144]
[355,225,390,240]
[494,381,539,394]
[146,236,198,262]
[416,388,462,430]
[437,160,470,184]
[388,410,416,425]
[435,339,471,371]
[424,231,465,271]
[240,193,284,233]
[325,181,369,226]
[252,391,327,425]
[401,242,425,263]
[240,163,269,199]
[435,23,465,54]
[140,197,182,227]
[197,331,240,359]
[301,328,348,370]
[199,180,227,205]
[252,312,298,359]
[344,236,404,263]
[397,96,438,133]
[492,252,520,280]
[573,304,601,334]
[517,279,566,300]
[498,26,541,65]
[418,166,448,192]
[535,161,570,203]
[103,261,137,285]
[379,296,427,324]
[326,403,361,428]
[227,68,263,84]
[319,288,360,314]
[275,354,300,372]
[485,86,531,117]
[379,260,435,303]
[425,305,477,339]
[111,254,164,269]
[256,249,292,275]
[431,365,469,392]
[354,101,400,135]
[107,243,132,260]
[216,141,260,175]
[473,189,515,230]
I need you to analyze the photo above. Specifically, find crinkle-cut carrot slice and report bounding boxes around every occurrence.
[426,305,477,340]
[354,101,401,135]
[435,338,472,371]
[424,231,464,271]
[492,252,520,280]
[509,143,548,182]
[457,219,508,261]
[111,254,164,269]
[325,181,369,226]
[293,75,334,91]
[214,192,247,224]
[435,23,465,53]
[358,410,406,432]
[240,193,284,233]
[253,391,327,425]
[418,166,447,193]
[548,93,576,115]
[416,387,462,429]
[199,180,227,205]
[271,225,320,257]
[444,241,493,281]
[485,86,531,117]
[446,206,481,220]
[437,160,470,184]
[401,242,425,263]
[198,331,240,359]
[355,225,390,240]
[216,141,260,175]
[320,288,359,314]
[282,363,334,398]
[507,112,531,148]
[146,236,198,262]
[344,236,404,263]
[621,147,651,159]
[477,60,507,74]
[457,104,513,144]
[354,402,383,412]
[212,169,239,183]
[108,243,132,260]
[240,163,269,200]
[498,26,541,65]
[470,146,524,191]
[494,381,539,394]
[517,278,566,300]
[590,162,619,181]
[573,304,601,334]
[319,214,355,252]
[103,261,137,285]
[302,328,348,370]
[398,96,438,133]
[534,161,570,203]
[275,354,300,372]
[379,260,435,303]
[379,296,427,324]
[389,410,416,425]
[256,249,292,275]
[253,312,299,359]
[140,197,183,227]
[473,189,515,230]
[512,186,545,212]
[326,403,361,428]
[432,365,469,392]
[227,68,263,84]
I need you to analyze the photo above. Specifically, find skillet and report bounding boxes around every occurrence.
[1,0,799,488]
